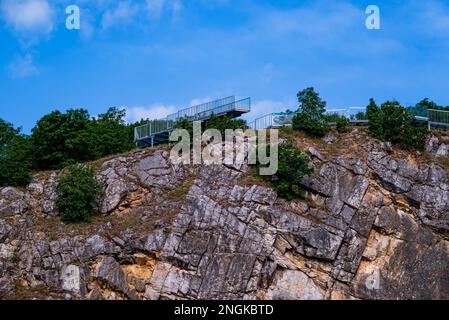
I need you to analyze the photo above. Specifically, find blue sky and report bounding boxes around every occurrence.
[1,0,449,133]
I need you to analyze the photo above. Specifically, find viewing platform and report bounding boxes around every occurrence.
[134,96,251,147]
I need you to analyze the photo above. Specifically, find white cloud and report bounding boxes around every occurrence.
[146,0,181,19]
[0,0,53,35]
[8,53,39,78]
[126,104,177,123]
[102,1,139,30]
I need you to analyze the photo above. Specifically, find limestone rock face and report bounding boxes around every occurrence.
[60,265,82,295]
[266,270,325,300]
[426,134,449,158]
[98,157,139,214]
[94,256,129,295]
[0,134,448,300]
[0,187,29,217]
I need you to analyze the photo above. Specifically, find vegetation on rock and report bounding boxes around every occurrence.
[56,164,101,223]
[292,87,328,137]
[367,100,428,149]
[336,116,350,133]
[259,140,312,200]
[0,119,32,187]
[31,108,136,170]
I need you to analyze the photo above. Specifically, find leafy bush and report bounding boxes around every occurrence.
[31,108,135,170]
[56,164,101,223]
[259,140,313,200]
[367,100,428,149]
[31,109,95,170]
[90,108,135,159]
[0,119,32,187]
[336,116,350,133]
[292,87,328,137]
[366,99,383,138]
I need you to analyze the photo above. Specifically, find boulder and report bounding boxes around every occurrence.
[94,256,128,294]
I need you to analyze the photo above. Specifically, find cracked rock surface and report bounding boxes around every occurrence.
[0,130,448,300]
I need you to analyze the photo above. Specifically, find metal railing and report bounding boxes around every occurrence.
[207,97,251,119]
[166,96,235,122]
[134,97,251,141]
[247,107,368,130]
[134,119,176,141]
[428,109,449,126]
[247,112,296,130]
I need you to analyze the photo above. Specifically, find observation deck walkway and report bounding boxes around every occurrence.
[134,96,251,147]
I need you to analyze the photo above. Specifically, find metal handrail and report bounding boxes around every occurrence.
[247,107,369,130]
[166,96,235,122]
[428,108,449,125]
[134,97,251,141]
[246,106,444,131]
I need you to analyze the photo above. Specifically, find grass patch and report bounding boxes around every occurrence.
[35,214,112,239]
[13,280,53,299]
[239,167,273,188]
[122,212,142,229]
[435,156,449,172]
[168,173,196,199]
[11,251,20,264]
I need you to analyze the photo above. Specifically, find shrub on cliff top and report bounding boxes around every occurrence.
[367,100,428,150]
[259,140,313,201]
[336,116,350,133]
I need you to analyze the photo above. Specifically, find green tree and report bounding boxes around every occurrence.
[336,116,350,133]
[31,109,94,170]
[366,99,383,138]
[90,107,135,158]
[259,140,313,200]
[0,119,32,187]
[354,112,366,120]
[292,87,328,137]
[366,98,380,119]
[56,164,101,223]
[368,101,428,149]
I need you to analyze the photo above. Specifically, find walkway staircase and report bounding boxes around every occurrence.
[134,96,251,147]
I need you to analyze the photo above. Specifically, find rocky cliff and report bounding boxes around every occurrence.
[0,128,448,300]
